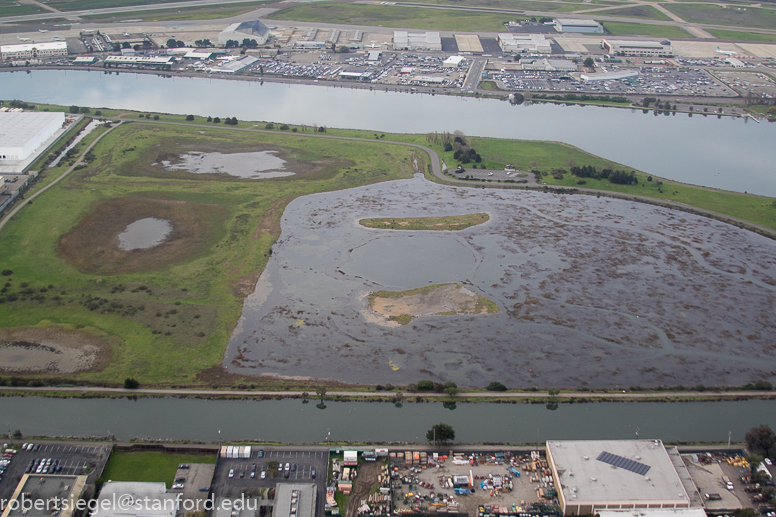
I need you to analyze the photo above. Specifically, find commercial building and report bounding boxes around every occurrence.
[602,39,673,57]
[597,509,707,517]
[74,56,98,64]
[443,55,465,67]
[498,34,552,54]
[522,58,577,71]
[554,18,604,34]
[219,20,270,46]
[210,55,258,73]
[0,474,87,517]
[91,482,178,517]
[546,440,691,516]
[0,41,68,60]
[0,111,65,163]
[274,484,317,517]
[393,31,442,51]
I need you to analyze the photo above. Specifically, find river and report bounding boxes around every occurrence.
[1,396,774,443]
[1,70,775,196]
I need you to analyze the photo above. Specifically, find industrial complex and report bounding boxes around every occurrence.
[0,439,772,517]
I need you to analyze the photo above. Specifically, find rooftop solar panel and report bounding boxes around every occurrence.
[596,451,651,476]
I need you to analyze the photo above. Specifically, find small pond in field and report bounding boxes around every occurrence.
[118,218,173,251]
[161,151,295,179]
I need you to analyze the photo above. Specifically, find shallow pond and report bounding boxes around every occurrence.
[161,151,295,179]
[225,175,776,388]
[117,217,173,251]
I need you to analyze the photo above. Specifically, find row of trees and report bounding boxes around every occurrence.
[224,39,259,49]
[570,165,638,185]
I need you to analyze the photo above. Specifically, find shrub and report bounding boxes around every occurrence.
[486,381,507,392]
[185,114,195,121]
[123,377,139,389]
[1,270,12,276]
[417,380,434,391]
[265,123,275,129]
[279,124,289,130]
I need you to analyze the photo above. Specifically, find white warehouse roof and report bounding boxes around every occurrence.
[547,440,690,510]
[0,111,64,156]
[0,41,67,54]
[597,510,707,517]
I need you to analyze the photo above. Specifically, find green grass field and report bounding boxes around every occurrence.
[601,21,690,38]
[663,3,776,30]
[0,1,44,17]
[591,5,671,21]
[0,121,421,385]
[46,0,200,11]
[707,29,776,42]
[268,3,510,31]
[82,2,267,21]
[101,451,216,487]
[392,0,601,12]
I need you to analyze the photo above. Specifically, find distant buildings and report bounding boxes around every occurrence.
[92,482,178,517]
[0,41,68,60]
[393,31,442,51]
[554,18,605,34]
[498,34,552,54]
[602,39,673,57]
[218,20,270,46]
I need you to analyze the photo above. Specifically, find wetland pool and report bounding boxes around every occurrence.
[117,217,172,251]
[160,150,295,179]
[225,175,776,388]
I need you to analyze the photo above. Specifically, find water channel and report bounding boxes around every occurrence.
[0,396,775,443]
[1,70,775,196]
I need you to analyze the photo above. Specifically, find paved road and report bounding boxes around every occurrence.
[462,58,486,92]
[0,385,773,400]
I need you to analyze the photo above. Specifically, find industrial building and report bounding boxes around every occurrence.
[602,39,673,57]
[393,31,441,51]
[597,509,707,517]
[580,70,638,81]
[498,34,552,54]
[218,20,270,46]
[0,111,64,163]
[103,55,173,68]
[92,482,178,517]
[210,55,258,73]
[522,58,578,71]
[0,41,68,60]
[0,474,87,517]
[443,55,465,67]
[274,484,317,517]
[554,18,605,34]
[546,440,692,516]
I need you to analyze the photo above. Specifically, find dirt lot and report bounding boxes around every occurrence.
[392,453,545,516]
[57,197,228,275]
[0,326,112,373]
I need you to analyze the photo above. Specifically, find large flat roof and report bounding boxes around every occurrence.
[274,483,316,517]
[597,509,707,517]
[547,440,690,506]
[1,475,86,517]
[0,111,64,149]
[0,41,67,53]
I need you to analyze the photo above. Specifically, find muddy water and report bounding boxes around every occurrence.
[117,218,172,251]
[225,175,776,388]
[161,151,295,179]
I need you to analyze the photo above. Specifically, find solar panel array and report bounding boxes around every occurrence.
[596,451,651,475]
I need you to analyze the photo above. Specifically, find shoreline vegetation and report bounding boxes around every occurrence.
[0,100,774,394]
[360,213,489,231]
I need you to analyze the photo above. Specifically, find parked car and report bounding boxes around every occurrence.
[261,471,266,479]
[284,463,290,471]
[228,469,234,478]
[311,470,316,479]
[258,450,264,458]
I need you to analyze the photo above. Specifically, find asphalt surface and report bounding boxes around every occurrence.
[0,442,110,503]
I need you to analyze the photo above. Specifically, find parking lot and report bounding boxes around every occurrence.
[0,442,110,502]
[489,67,737,97]
[448,168,536,185]
[715,71,776,100]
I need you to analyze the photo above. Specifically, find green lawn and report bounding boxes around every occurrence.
[82,2,268,21]
[662,3,776,30]
[46,0,203,11]
[591,4,672,20]
[101,451,216,487]
[601,21,690,38]
[0,1,44,17]
[707,29,776,42]
[268,3,510,31]
[392,0,602,12]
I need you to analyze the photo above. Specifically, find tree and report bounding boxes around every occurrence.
[316,386,327,401]
[166,39,179,48]
[548,388,560,397]
[69,105,80,114]
[213,117,220,123]
[417,380,434,391]
[583,57,594,68]
[745,424,775,455]
[426,423,455,445]
[185,114,195,121]
[486,381,507,392]
[124,377,139,389]
[225,40,239,48]
[12,429,22,439]
[241,38,258,49]
[80,107,90,114]
[746,453,763,473]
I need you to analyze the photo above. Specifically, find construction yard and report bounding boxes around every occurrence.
[389,451,557,516]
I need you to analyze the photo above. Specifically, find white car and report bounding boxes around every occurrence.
[228,469,234,478]
[726,482,734,491]
[261,471,266,479]
[171,484,184,490]
[285,463,290,471]
[765,458,773,466]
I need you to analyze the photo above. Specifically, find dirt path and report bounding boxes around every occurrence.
[346,462,383,517]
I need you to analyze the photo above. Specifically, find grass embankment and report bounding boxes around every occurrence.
[601,21,691,38]
[706,29,776,42]
[101,451,216,487]
[268,3,509,31]
[360,213,489,231]
[0,121,420,385]
[662,3,776,30]
[82,2,268,22]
